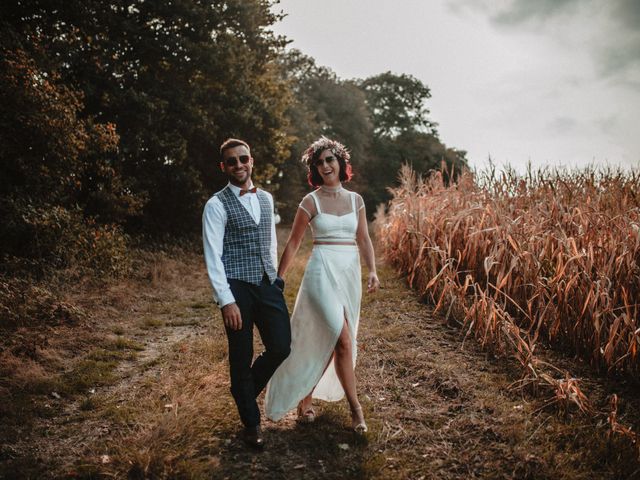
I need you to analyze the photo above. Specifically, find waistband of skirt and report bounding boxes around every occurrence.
[312,243,359,251]
[313,239,356,244]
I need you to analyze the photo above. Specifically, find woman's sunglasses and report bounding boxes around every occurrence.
[224,155,251,167]
[314,156,337,167]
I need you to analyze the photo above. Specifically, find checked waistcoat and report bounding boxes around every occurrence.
[216,187,277,285]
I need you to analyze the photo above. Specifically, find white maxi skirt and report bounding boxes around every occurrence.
[265,244,361,421]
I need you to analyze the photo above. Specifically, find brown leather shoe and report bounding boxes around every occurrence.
[241,425,265,449]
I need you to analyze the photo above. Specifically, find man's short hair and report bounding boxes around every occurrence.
[220,138,251,160]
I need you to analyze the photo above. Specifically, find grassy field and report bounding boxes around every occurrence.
[1,226,639,478]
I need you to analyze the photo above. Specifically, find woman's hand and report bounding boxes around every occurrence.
[367,272,380,293]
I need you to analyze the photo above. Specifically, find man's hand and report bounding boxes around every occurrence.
[221,303,242,330]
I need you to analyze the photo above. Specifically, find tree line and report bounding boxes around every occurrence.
[0,0,467,275]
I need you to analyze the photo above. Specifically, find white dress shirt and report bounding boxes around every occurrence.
[202,182,278,308]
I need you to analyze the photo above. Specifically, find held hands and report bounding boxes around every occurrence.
[367,272,380,293]
[221,303,242,330]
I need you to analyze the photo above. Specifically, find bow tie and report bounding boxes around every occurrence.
[239,186,257,196]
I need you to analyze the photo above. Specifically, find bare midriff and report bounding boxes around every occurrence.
[313,240,356,246]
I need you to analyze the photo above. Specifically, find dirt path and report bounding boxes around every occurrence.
[1,232,639,479]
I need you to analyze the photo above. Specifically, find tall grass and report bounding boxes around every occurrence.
[375,164,640,423]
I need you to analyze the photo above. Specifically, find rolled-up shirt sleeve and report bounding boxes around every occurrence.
[267,193,278,270]
[202,197,235,308]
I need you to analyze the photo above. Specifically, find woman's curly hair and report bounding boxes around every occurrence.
[301,136,353,187]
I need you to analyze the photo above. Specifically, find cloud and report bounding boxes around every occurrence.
[612,0,640,30]
[594,115,619,136]
[448,0,640,80]
[490,0,582,25]
[546,116,579,135]
[610,77,640,92]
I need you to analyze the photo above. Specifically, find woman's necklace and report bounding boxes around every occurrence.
[320,184,343,194]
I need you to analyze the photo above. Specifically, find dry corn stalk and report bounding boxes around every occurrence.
[375,164,640,443]
[608,394,640,458]
[376,164,640,377]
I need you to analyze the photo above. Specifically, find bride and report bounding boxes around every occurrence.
[265,137,380,433]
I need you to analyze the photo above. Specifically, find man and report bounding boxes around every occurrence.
[202,138,291,449]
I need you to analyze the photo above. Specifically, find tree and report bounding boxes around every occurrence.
[3,0,293,235]
[363,131,468,214]
[359,72,437,138]
[356,72,467,213]
[277,60,468,219]
[0,44,134,267]
[275,50,373,221]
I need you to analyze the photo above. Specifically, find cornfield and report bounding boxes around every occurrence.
[375,164,640,443]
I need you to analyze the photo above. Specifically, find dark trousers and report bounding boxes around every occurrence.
[226,275,291,428]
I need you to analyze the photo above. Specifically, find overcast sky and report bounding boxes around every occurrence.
[270,0,640,173]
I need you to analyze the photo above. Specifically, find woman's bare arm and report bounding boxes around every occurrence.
[278,207,311,278]
[355,199,380,293]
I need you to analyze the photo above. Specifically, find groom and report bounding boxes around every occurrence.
[202,138,291,448]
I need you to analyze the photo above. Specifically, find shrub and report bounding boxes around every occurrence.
[0,199,131,277]
[0,278,86,329]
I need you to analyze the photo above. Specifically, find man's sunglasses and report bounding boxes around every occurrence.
[314,156,337,167]
[224,155,251,167]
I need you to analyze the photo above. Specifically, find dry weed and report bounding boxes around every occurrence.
[375,164,640,450]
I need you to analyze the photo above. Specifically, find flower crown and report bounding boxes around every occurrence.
[301,136,351,167]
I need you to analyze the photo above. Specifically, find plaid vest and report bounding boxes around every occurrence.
[216,187,277,285]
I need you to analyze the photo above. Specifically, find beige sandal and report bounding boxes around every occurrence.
[297,402,316,423]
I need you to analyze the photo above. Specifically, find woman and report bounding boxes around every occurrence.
[265,137,380,433]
